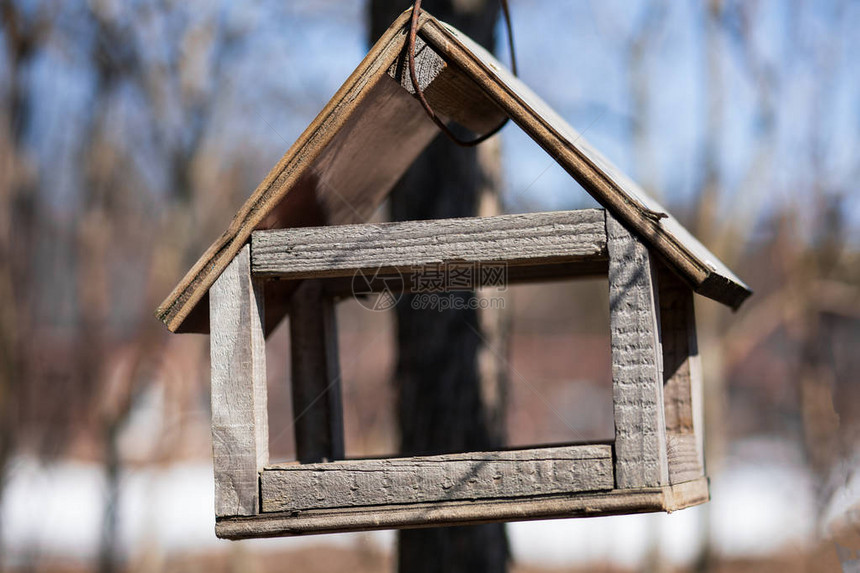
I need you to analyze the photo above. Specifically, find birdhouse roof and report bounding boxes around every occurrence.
[156,9,751,334]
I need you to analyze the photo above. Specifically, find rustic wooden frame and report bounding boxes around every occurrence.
[206,209,708,538]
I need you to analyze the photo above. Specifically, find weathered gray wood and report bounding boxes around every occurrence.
[209,245,268,516]
[261,444,612,513]
[657,263,705,483]
[390,35,445,95]
[216,476,710,539]
[607,212,669,489]
[251,209,607,279]
[288,280,344,463]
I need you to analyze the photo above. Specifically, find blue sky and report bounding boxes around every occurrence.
[6,0,860,241]
[211,0,860,241]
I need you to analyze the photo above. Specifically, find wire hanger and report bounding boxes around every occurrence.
[407,0,517,147]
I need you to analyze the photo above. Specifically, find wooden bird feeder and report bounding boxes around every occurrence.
[156,10,751,539]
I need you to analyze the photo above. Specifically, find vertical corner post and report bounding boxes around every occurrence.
[656,262,705,483]
[209,244,269,516]
[607,212,669,488]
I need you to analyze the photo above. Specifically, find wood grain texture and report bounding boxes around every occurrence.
[288,280,344,463]
[261,444,612,513]
[216,477,710,539]
[665,434,702,484]
[607,212,669,489]
[390,35,445,95]
[251,209,607,279]
[209,245,268,516]
[419,18,751,309]
[657,262,705,483]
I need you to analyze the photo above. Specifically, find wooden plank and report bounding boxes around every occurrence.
[261,444,613,513]
[288,280,344,463]
[418,18,751,310]
[657,262,705,483]
[209,245,269,516]
[251,209,607,279]
[216,476,710,539]
[607,212,669,489]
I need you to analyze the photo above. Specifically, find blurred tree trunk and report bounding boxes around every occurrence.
[0,1,38,563]
[369,2,509,572]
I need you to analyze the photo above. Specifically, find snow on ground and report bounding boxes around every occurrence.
[0,444,821,569]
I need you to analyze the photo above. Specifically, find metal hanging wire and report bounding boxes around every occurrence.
[407,0,517,147]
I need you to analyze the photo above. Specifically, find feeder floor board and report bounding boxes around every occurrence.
[261,444,613,513]
[215,477,710,539]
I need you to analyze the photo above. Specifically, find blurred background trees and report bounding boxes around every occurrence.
[0,0,859,572]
